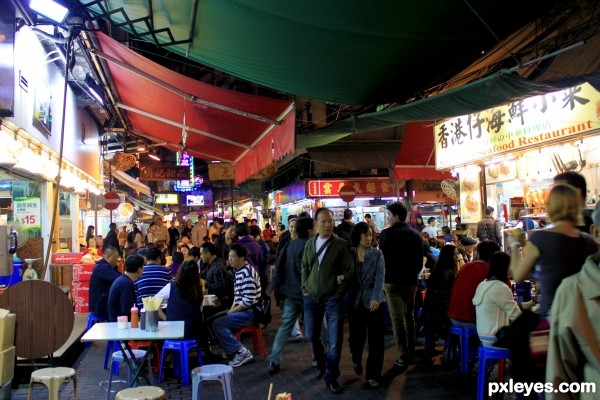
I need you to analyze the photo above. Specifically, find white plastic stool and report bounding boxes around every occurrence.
[191,364,234,400]
[27,367,78,400]
[107,349,153,399]
[115,386,165,400]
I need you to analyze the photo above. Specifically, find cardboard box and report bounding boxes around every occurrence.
[72,283,89,313]
[0,347,15,385]
[51,252,83,264]
[72,263,95,282]
[0,315,15,351]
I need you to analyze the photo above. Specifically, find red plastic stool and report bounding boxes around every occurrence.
[128,340,162,374]
[234,326,267,360]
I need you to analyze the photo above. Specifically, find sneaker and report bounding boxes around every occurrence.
[267,361,281,375]
[229,348,253,367]
[394,358,405,368]
[326,381,343,394]
[368,379,380,388]
[290,333,304,342]
[353,363,363,376]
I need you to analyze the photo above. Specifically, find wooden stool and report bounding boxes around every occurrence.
[27,367,78,400]
[115,386,165,400]
[191,364,234,400]
[234,326,267,360]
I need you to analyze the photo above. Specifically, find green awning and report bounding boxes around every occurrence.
[296,73,561,148]
[80,0,560,105]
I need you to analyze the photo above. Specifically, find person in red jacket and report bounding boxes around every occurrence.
[447,240,500,328]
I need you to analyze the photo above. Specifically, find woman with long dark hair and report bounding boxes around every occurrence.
[421,244,459,363]
[164,260,204,340]
[473,251,520,347]
[347,222,386,388]
[85,225,95,248]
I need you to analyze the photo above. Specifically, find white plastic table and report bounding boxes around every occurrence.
[81,321,184,387]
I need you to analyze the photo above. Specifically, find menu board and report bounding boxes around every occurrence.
[459,173,481,223]
[484,160,517,184]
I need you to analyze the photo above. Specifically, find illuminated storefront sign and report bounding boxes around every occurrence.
[140,166,189,180]
[174,152,200,191]
[435,83,600,169]
[307,179,396,197]
[155,193,179,204]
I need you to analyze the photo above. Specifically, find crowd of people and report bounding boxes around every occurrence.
[85,171,600,397]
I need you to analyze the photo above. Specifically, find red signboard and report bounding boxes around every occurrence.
[104,191,121,210]
[338,185,356,202]
[307,179,397,197]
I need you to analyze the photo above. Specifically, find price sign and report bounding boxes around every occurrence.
[13,196,42,238]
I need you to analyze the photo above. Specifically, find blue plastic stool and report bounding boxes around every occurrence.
[85,313,105,348]
[449,325,479,373]
[106,349,153,400]
[104,341,120,375]
[477,345,510,400]
[159,339,202,386]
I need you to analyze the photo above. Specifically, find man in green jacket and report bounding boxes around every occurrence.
[301,208,355,395]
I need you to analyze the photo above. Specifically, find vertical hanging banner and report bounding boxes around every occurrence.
[459,173,481,223]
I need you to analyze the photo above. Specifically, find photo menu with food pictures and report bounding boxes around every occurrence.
[459,173,481,223]
[485,160,517,184]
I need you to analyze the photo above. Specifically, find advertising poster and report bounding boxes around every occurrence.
[13,196,42,241]
[459,173,481,223]
[484,159,517,183]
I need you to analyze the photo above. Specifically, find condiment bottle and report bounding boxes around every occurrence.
[130,304,139,328]
[139,308,146,330]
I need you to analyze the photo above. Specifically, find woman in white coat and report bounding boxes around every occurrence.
[473,251,521,347]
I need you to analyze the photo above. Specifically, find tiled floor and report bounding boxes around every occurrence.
[11,307,478,400]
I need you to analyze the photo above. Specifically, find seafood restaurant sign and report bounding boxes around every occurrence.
[434,83,600,169]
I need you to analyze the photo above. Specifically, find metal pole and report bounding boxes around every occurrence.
[42,31,75,281]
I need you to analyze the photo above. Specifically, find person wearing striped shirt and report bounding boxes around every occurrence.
[211,243,261,367]
[135,247,173,310]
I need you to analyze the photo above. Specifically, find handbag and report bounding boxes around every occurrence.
[252,292,272,328]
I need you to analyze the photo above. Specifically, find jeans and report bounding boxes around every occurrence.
[384,283,417,361]
[303,295,343,383]
[348,304,386,381]
[211,309,255,354]
[268,297,304,365]
[450,319,477,330]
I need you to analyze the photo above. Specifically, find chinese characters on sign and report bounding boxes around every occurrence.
[140,166,190,181]
[435,83,600,169]
[13,196,42,239]
[208,163,235,181]
[307,179,396,197]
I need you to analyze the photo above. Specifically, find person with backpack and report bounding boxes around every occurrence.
[335,209,354,243]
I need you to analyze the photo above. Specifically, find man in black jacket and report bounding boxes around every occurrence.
[379,202,424,367]
[102,222,121,253]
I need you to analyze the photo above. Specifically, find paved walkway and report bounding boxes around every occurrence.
[12,306,478,400]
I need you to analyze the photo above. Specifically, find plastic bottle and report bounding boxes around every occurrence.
[130,304,139,328]
[139,308,146,330]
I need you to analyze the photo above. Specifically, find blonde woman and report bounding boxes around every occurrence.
[510,184,597,319]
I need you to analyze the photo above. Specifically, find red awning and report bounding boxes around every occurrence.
[393,122,452,181]
[95,33,295,184]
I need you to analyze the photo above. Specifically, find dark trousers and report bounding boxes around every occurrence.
[348,303,386,381]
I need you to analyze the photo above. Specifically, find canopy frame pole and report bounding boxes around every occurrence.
[117,103,251,149]
[94,50,280,125]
